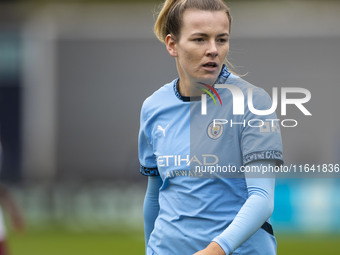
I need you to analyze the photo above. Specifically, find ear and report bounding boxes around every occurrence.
[165,34,178,57]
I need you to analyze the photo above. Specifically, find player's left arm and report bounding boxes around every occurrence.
[194,159,276,255]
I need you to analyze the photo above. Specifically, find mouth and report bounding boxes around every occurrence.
[202,62,218,71]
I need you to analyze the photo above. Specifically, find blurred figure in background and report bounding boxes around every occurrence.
[0,137,25,255]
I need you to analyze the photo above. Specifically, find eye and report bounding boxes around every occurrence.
[217,38,228,43]
[193,38,204,42]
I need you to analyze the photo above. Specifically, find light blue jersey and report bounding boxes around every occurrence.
[139,66,283,254]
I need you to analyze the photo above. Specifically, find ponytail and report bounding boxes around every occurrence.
[154,0,231,44]
[154,0,181,43]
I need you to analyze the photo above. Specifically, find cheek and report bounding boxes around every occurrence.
[179,48,201,66]
[224,43,230,55]
[219,44,229,57]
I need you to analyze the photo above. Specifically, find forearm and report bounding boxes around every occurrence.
[143,176,162,251]
[212,160,276,254]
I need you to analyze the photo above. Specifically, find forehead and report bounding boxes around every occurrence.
[181,9,229,35]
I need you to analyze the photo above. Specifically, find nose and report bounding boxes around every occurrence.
[206,41,218,57]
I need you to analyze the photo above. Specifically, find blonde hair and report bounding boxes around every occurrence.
[154,0,232,43]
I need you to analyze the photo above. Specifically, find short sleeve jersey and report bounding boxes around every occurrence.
[138,66,283,254]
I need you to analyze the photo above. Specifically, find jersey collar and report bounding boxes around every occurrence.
[173,65,231,102]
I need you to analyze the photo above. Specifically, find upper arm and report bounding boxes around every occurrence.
[138,103,159,176]
[241,88,283,167]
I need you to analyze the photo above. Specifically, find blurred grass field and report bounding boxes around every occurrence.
[8,228,145,255]
[7,228,340,254]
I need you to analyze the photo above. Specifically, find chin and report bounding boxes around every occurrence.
[197,74,219,85]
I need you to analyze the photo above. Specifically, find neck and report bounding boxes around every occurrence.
[177,79,202,97]
[177,67,206,97]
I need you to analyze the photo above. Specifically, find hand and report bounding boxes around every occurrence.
[193,242,226,255]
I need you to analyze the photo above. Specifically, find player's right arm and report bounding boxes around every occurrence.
[143,175,162,252]
[139,98,162,253]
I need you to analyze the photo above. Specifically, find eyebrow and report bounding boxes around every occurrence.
[190,32,229,37]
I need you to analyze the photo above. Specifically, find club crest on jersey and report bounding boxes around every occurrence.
[207,122,223,140]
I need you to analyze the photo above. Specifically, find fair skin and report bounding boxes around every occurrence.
[165,8,230,98]
[165,8,230,255]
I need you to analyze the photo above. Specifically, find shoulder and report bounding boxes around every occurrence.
[140,79,177,120]
[226,74,268,95]
[225,74,273,106]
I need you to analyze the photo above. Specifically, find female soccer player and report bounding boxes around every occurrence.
[138,0,283,254]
